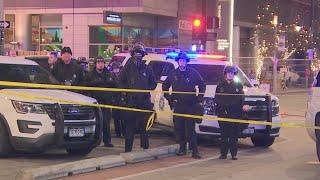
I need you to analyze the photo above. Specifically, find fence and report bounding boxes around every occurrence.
[237,57,320,93]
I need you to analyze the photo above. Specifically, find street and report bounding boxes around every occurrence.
[63,92,319,180]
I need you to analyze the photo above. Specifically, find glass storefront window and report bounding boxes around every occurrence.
[89,44,122,59]
[40,28,62,44]
[157,29,178,47]
[89,25,122,44]
[32,15,40,47]
[124,26,154,47]
[40,45,62,51]
[4,14,15,44]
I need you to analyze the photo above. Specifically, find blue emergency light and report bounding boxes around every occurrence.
[165,52,226,60]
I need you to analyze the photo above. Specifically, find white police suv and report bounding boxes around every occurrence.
[306,71,320,160]
[111,50,281,147]
[0,56,102,157]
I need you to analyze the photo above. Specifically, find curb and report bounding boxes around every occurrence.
[16,155,126,180]
[16,144,179,180]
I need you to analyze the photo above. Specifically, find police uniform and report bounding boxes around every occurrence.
[51,59,84,85]
[162,54,205,159]
[119,49,157,152]
[110,68,126,137]
[84,61,116,147]
[215,78,245,159]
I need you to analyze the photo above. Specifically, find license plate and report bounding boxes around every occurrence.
[69,128,85,137]
[242,128,254,134]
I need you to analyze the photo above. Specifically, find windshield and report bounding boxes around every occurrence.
[0,64,58,84]
[188,64,253,87]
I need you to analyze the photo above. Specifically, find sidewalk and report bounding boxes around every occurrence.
[273,88,308,95]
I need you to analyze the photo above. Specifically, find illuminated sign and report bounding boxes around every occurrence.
[217,39,229,50]
[103,11,122,25]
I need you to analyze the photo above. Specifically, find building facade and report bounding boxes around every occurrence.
[4,0,222,58]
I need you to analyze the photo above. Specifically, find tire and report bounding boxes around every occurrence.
[251,137,275,147]
[0,121,13,157]
[66,147,93,156]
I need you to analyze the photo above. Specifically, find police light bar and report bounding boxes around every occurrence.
[145,47,180,54]
[166,52,226,60]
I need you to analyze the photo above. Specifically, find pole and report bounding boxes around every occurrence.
[0,0,4,55]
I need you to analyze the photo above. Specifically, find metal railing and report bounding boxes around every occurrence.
[237,57,320,93]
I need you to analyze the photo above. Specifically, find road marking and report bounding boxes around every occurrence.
[307,161,320,165]
[111,137,290,180]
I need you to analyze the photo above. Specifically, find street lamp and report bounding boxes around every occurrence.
[272,15,279,93]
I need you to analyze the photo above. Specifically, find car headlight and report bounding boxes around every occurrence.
[12,100,47,114]
[271,99,279,117]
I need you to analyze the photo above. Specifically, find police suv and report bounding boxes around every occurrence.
[111,50,281,147]
[306,70,320,161]
[0,56,102,157]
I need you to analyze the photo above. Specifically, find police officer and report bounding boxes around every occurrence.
[84,56,116,147]
[119,43,157,152]
[52,47,84,86]
[162,52,206,159]
[48,51,58,71]
[110,61,125,137]
[215,66,250,160]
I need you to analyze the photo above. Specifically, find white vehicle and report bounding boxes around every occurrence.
[111,51,281,147]
[0,56,102,157]
[306,71,320,160]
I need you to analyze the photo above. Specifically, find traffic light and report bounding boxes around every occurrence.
[192,17,206,40]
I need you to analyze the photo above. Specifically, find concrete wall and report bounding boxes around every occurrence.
[4,0,178,17]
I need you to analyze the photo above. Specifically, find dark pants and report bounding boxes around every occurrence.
[112,109,125,137]
[102,108,112,144]
[218,121,239,157]
[124,110,151,152]
[173,103,198,155]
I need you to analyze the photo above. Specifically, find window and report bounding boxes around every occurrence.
[124,26,154,47]
[89,25,122,44]
[4,14,15,45]
[148,61,175,82]
[89,44,122,59]
[89,25,122,58]
[40,28,62,44]
[0,64,58,84]
[157,29,178,47]
[31,15,40,49]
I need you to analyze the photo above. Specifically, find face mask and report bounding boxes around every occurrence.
[134,55,143,66]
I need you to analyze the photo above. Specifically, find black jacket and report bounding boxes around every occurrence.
[162,67,206,104]
[51,59,84,86]
[84,68,117,104]
[119,57,157,108]
[215,80,245,119]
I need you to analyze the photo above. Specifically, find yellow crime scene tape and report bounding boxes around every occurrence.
[0,83,317,131]
[0,80,248,96]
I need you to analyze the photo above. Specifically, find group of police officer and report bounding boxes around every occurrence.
[50,44,249,160]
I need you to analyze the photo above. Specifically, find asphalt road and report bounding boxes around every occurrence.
[67,93,320,180]
[0,128,175,180]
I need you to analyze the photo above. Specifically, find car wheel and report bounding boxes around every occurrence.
[66,147,93,156]
[251,137,275,147]
[0,121,13,157]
